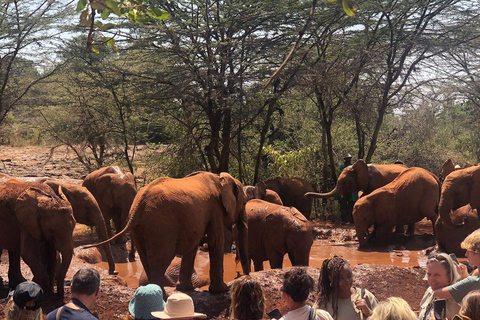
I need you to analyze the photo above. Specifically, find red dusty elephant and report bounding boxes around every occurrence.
[83,166,137,260]
[438,165,480,229]
[265,177,314,219]
[45,180,117,275]
[0,179,75,295]
[244,180,283,205]
[435,204,480,257]
[85,171,250,294]
[241,199,313,271]
[353,167,440,248]
[305,160,408,231]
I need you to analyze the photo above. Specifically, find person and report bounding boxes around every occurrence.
[46,267,101,320]
[151,292,206,320]
[452,290,480,320]
[229,276,265,320]
[418,253,461,320]
[5,281,44,320]
[127,284,166,320]
[435,229,480,303]
[337,154,357,223]
[368,297,417,320]
[316,256,378,320]
[279,267,333,320]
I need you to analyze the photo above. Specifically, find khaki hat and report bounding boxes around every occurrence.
[151,293,207,319]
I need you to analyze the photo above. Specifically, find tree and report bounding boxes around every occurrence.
[0,0,71,128]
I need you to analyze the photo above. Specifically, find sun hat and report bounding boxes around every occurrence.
[129,284,166,319]
[151,293,207,319]
[344,154,352,159]
[11,281,44,311]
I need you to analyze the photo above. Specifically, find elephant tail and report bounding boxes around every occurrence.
[81,197,144,249]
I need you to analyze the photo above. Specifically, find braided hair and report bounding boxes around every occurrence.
[317,256,351,319]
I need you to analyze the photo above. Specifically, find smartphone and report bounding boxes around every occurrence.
[267,308,283,319]
[449,253,459,264]
[434,299,447,320]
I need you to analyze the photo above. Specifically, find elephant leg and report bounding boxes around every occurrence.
[129,235,136,262]
[21,247,49,291]
[406,223,415,236]
[206,222,228,293]
[253,260,264,272]
[268,254,284,269]
[176,248,196,292]
[288,252,296,266]
[374,225,393,247]
[112,212,127,244]
[7,251,25,289]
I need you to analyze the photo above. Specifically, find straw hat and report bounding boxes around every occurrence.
[151,293,207,319]
[129,284,166,319]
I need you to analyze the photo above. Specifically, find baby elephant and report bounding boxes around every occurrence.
[239,199,313,271]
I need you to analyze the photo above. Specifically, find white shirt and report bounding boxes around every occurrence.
[280,305,333,320]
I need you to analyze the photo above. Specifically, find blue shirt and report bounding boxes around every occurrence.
[46,298,98,320]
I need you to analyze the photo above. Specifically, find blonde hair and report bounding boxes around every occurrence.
[368,297,416,320]
[5,298,42,320]
[229,276,265,320]
[461,229,480,253]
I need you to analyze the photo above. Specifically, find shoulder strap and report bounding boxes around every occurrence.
[309,301,318,320]
[56,306,64,320]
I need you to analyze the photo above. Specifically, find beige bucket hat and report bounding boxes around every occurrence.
[151,293,207,319]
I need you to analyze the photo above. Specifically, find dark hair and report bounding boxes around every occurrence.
[71,268,101,295]
[282,268,314,303]
[317,256,351,319]
[230,276,265,320]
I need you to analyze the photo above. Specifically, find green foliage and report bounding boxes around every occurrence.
[77,0,169,50]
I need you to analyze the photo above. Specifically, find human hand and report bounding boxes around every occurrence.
[354,299,369,316]
[454,261,469,279]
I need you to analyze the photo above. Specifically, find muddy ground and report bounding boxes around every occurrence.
[0,146,434,319]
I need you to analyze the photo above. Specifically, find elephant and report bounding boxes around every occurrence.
[221,180,284,254]
[305,159,409,231]
[85,171,250,294]
[438,165,480,229]
[264,177,314,219]
[82,166,137,260]
[435,204,480,257]
[352,167,440,248]
[440,159,475,182]
[244,180,283,205]
[44,180,117,275]
[305,159,407,199]
[240,199,313,271]
[0,179,75,295]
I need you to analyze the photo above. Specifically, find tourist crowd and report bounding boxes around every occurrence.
[5,229,480,320]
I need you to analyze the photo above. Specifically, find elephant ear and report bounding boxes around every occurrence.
[352,159,369,191]
[220,172,238,216]
[15,188,45,240]
[95,174,115,207]
[255,180,267,199]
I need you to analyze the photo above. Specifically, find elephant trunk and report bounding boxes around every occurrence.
[56,248,73,297]
[438,195,464,229]
[236,209,250,275]
[304,187,339,199]
[93,214,117,275]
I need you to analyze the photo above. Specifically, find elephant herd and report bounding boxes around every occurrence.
[307,159,480,256]
[1,160,478,298]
